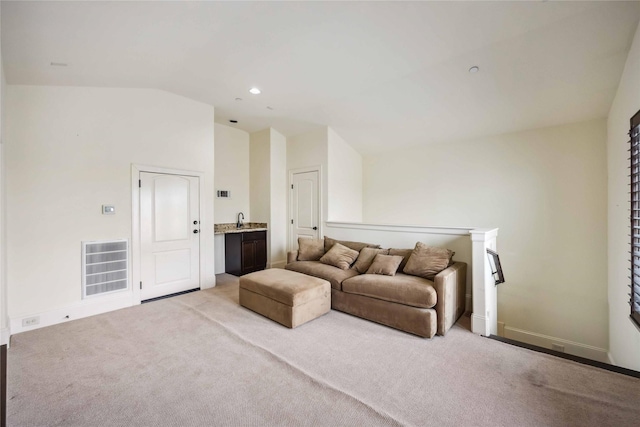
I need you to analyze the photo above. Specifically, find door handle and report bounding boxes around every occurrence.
[313,227,318,230]
[193,229,199,234]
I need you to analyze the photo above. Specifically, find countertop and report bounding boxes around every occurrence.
[221,227,268,234]
[214,222,268,235]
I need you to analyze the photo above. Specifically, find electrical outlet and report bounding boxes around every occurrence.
[551,343,565,353]
[22,316,40,327]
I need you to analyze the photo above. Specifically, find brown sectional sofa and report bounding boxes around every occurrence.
[285,238,467,338]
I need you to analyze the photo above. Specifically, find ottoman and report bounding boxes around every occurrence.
[239,269,331,328]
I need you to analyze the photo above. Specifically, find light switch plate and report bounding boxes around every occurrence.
[102,205,115,215]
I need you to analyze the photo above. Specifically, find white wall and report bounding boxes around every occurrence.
[328,127,363,222]
[5,86,215,323]
[607,20,640,371]
[214,123,250,223]
[269,128,287,267]
[249,128,287,267]
[287,127,363,233]
[214,123,249,275]
[0,4,7,344]
[250,129,271,225]
[363,119,609,361]
[287,128,329,228]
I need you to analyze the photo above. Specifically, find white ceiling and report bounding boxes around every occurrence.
[3,1,640,154]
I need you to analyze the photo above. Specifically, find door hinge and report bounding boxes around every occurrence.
[139,281,142,290]
[139,179,141,188]
[291,219,293,224]
[291,184,293,189]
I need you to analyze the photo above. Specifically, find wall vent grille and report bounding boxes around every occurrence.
[82,239,129,298]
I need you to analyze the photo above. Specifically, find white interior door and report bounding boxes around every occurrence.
[140,172,200,300]
[290,170,320,250]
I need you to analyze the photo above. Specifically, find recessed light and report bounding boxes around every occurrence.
[50,62,68,67]
[235,97,242,102]
[249,87,261,95]
[229,119,238,124]
[468,66,480,74]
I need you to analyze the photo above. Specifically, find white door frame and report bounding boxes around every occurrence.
[131,164,205,305]
[288,165,323,252]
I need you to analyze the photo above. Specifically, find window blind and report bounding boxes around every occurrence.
[630,109,640,328]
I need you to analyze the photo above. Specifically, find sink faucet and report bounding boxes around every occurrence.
[237,212,244,229]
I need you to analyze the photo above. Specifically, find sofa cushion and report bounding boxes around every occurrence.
[285,261,360,290]
[388,248,412,273]
[403,242,455,280]
[366,254,403,276]
[319,243,359,270]
[324,236,381,253]
[353,247,389,273]
[342,273,437,308]
[297,238,325,261]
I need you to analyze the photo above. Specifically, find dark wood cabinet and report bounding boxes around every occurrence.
[225,230,267,276]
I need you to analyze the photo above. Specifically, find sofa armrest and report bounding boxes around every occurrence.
[434,262,467,336]
[287,251,299,264]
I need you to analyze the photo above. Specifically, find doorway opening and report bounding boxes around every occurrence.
[289,167,322,252]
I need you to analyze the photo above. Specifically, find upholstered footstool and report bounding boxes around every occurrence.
[239,269,331,328]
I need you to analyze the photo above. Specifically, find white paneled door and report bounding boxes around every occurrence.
[140,172,200,300]
[290,170,320,250]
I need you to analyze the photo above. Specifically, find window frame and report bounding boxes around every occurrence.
[630,109,640,329]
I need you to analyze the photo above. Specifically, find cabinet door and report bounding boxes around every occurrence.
[242,240,256,272]
[255,237,267,269]
[224,233,242,276]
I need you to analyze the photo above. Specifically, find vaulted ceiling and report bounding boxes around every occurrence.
[3,1,640,154]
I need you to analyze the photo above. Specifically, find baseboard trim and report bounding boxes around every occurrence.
[490,335,640,379]
[270,260,287,269]
[608,352,616,366]
[200,276,216,290]
[497,321,505,337]
[10,293,133,335]
[0,329,8,347]
[471,313,488,335]
[503,325,609,363]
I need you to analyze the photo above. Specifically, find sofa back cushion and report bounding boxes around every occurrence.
[365,254,404,276]
[324,236,380,253]
[319,243,360,270]
[353,247,389,273]
[403,242,455,280]
[297,238,325,261]
[388,248,412,273]
[285,261,359,291]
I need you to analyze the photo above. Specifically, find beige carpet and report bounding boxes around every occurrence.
[7,274,640,426]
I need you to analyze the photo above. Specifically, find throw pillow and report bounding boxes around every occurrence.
[324,236,381,253]
[403,242,455,280]
[353,247,389,273]
[319,243,360,270]
[297,238,325,261]
[388,248,412,273]
[365,254,404,276]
